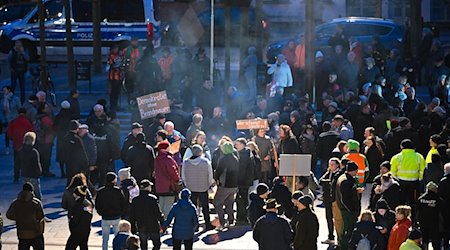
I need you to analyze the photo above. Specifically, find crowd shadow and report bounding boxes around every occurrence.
[45,209,67,220]
[201,225,251,245]
[162,231,203,246]
[2,224,16,233]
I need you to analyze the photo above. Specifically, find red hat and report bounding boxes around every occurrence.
[157,141,170,151]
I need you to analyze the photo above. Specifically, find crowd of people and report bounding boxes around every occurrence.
[1,24,450,250]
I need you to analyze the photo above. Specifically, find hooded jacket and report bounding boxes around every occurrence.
[253,212,293,250]
[129,190,163,233]
[247,192,266,227]
[17,144,42,178]
[349,221,384,250]
[154,151,180,195]
[125,141,155,183]
[214,152,239,188]
[6,191,44,239]
[293,207,319,250]
[182,156,213,193]
[162,198,198,240]
[388,218,412,250]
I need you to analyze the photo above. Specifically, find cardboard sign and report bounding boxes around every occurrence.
[236,119,269,130]
[169,140,181,155]
[278,154,311,177]
[136,91,171,120]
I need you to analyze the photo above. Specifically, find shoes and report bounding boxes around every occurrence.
[321,239,335,245]
[44,217,52,223]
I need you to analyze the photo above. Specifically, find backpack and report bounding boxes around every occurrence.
[356,234,371,250]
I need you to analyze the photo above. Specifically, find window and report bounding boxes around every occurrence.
[100,0,144,22]
[369,25,393,36]
[72,0,92,22]
[27,0,63,23]
[346,0,378,17]
[315,23,337,39]
[345,23,373,37]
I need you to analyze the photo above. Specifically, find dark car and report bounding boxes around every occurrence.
[266,17,404,63]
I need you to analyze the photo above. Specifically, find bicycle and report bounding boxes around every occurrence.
[30,64,57,107]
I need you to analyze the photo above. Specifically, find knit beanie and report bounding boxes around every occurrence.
[222,142,234,155]
[346,161,358,172]
[74,185,88,197]
[426,181,438,193]
[256,183,269,195]
[23,182,34,192]
[347,139,360,151]
[118,167,131,180]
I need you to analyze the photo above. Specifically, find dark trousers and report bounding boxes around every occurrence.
[398,180,420,206]
[65,232,89,250]
[109,79,122,111]
[11,70,26,103]
[38,143,52,174]
[340,209,357,250]
[173,239,193,250]
[18,235,44,250]
[4,127,9,147]
[124,72,135,104]
[260,171,272,186]
[190,191,211,226]
[236,187,250,222]
[324,201,334,240]
[13,150,19,181]
[139,231,161,250]
[422,227,442,250]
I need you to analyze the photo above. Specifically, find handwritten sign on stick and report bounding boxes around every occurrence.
[136,91,171,120]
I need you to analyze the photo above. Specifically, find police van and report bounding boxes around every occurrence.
[0,0,160,60]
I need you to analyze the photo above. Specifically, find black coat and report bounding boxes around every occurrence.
[18,145,42,178]
[316,131,340,160]
[129,190,163,233]
[336,173,360,213]
[214,153,239,188]
[54,109,72,162]
[374,209,396,245]
[365,146,383,183]
[293,208,319,250]
[247,193,265,228]
[280,136,300,154]
[416,190,445,234]
[348,221,384,250]
[120,133,136,163]
[145,121,163,146]
[237,148,256,187]
[439,174,450,230]
[320,169,338,204]
[253,212,293,250]
[380,183,401,212]
[62,131,89,174]
[95,184,126,220]
[125,143,155,184]
[269,184,294,219]
[68,198,93,233]
[423,162,444,187]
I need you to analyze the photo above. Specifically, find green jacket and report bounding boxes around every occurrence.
[399,239,421,250]
[390,149,425,181]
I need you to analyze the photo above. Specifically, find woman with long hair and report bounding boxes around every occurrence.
[364,136,384,183]
[279,124,300,154]
[61,173,93,211]
[183,131,211,161]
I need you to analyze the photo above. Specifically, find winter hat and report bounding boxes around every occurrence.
[118,167,131,180]
[426,181,438,193]
[298,195,313,206]
[256,183,269,196]
[180,188,191,200]
[272,176,285,186]
[380,161,391,171]
[347,139,360,151]
[291,191,303,200]
[375,199,390,210]
[222,142,234,155]
[432,97,441,106]
[131,122,143,130]
[263,198,281,210]
[191,144,203,157]
[79,124,89,130]
[315,51,324,58]
[74,185,88,197]
[408,228,423,240]
[106,172,117,183]
[69,120,80,131]
[61,100,71,109]
[346,161,358,172]
[157,141,170,151]
[140,179,153,189]
[328,102,338,109]
[23,182,34,192]
[401,139,414,149]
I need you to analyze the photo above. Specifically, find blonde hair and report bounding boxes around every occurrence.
[395,205,412,218]
[192,131,206,145]
[118,220,131,232]
[359,210,375,222]
[23,131,36,145]
[246,141,260,154]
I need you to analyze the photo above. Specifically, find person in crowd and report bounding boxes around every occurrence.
[185,114,203,147]
[112,220,132,250]
[247,183,269,228]
[65,185,93,250]
[145,114,166,146]
[390,139,425,205]
[22,95,38,125]
[54,100,72,178]
[342,139,369,186]
[1,85,21,155]
[426,134,441,164]
[181,144,214,231]
[95,172,126,250]
[319,157,340,245]
[153,141,180,219]
[399,228,423,250]
[253,128,276,184]
[66,89,80,120]
[62,120,89,186]
[78,124,97,179]
[242,46,258,103]
[348,210,384,250]
[7,107,34,182]
[107,45,125,111]
[364,135,385,183]
[330,158,348,245]
[293,195,319,250]
[125,133,155,184]
[126,234,141,250]
[61,173,93,212]
[279,124,300,154]
[335,161,361,249]
[129,179,163,250]
[267,54,293,96]
[117,167,139,220]
[331,114,354,141]
[269,176,293,219]
[253,198,293,250]
[374,199,396,249]
[121,122,144,163]
[158,47,174,87]
[235,138,256,225]
[162,189,199,250]
[373,173,401,213]
[8,40,30,103]
[35,91,53,119]
[370,161,391,210]
[123,37,143,103]
[183,131,211,161]
[317,121,340,175]
[422,153,443,188]
[17,132,42,200]
[163,121,185,166]
[35,103,55,177]
[416,181,445,249]
[6,183,45,250]
[213,141,239,230]
[439,163,450,249]
[388,205,412,250]
[299,124,317,170]
[197,79,221,119]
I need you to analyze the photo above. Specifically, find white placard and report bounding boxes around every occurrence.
[278,154,311,177]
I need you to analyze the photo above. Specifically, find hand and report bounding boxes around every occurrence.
[374,185,382,194]
[263,155,270,161]
[357,187,364,194]
[274,161,279,169]
[174,135,180,141]
[380,228,387,234]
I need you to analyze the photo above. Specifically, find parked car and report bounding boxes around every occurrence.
[0,2,35,26]
[266,17,404,63]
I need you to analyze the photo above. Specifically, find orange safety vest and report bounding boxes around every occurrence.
[344,152,367,184]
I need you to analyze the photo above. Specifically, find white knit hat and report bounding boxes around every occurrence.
[61,100,71,109]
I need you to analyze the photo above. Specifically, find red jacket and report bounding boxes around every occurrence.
[153,151,180,195]
[7,115,35,151]
[388,218,411,250]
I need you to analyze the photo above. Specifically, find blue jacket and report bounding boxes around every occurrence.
[112,232,131,250]
[163,198,198,240]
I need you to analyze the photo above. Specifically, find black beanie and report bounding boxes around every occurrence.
[23,182,34,192]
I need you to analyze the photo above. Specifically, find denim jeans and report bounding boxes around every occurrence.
[22,177,42,201]
[159,196,175,220]
[101,218,120,250]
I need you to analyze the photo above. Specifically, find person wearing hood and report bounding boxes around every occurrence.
[162,189,199,250]
[293,195,319,250]
[235,138,256,225]
[388,205,412,250]
[267,54,293,95]
[125,133,155,184]
[129,179,164,250]
[118,167,139,220]
[213,141,239,230]
[373,173,401,211]
[349,210,384,250]
[241,46,257,103]
[17,132,43,200]
[54,100,73,178]
[374,199,396,248]
[62,120,89,185]
[253,198,293,250]
[65,185,93,250]
[6,183,45,249]
[416,181,445,249]
[121,122,144,163]
[269,176,293,219]
[247,183,269,228]
[182,144,214,231]
[370,161,392,210]
[399,228,423,250]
